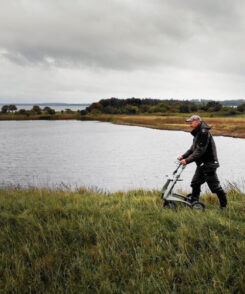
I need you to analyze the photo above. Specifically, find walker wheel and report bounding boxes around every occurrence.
[163,201,177,209]
[191,201,205,211]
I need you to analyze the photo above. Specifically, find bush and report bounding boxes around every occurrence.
[228,109,237,115]
[43,107,55,115]
[124,105,139,114]
[65,109,74,114]
[1,105,9,113]
[18,109,28,115]
[9,105,17,112]
[190,104,198,112]
[32,105,42,114]
[87,103,103,113]
[237,103,245,112]
[140,105,151,113]
[80,110,87,115]
[149,104,170,113]
[179,105,190,113]
[206,101,222,112]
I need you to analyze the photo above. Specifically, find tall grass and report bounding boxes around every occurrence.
[0,187,244,293]
[2,112,245,138]
[81,114,245,138]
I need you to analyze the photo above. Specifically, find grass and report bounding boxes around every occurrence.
[0,187,244,293]
[2,112,245,138]
[0,113,81,121]
[81,114,245,138]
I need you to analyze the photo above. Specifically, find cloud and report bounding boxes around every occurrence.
[1,0,243,70]
[1,0,245,102]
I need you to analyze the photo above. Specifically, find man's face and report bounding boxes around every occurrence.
[190,120,201,130]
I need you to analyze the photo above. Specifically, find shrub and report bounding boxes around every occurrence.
[43,107,55,115]
[237,103,245,112]
[1,105,9,113]
[18,109,27,115]
[32,105,42,114]
[80,110,87,115]
[206,101,222,112]
[124,105,139,114]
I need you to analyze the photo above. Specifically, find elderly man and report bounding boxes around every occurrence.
[178,115,227,209]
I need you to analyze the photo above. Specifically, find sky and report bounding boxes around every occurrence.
[1,0,245,104]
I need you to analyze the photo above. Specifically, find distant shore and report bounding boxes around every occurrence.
[1,112,245,138]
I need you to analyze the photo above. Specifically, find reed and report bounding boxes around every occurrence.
[0,187,244,293]
[81,114,245,138]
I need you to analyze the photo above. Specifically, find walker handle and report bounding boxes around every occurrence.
[173,163,181,174]
[173,162,186,175]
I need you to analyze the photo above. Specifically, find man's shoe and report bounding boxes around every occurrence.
[190,198,199,204]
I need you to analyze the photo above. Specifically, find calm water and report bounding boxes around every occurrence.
[0,120,244,192]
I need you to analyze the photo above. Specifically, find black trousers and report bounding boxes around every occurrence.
[191,164,227,207]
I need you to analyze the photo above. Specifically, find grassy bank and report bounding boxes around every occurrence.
[2,112,245,138]
[0,187,244,293]
[81,114,245,138]
[0,113,81,121]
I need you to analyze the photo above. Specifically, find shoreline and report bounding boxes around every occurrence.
[80,114,245,139]
[1,113,245,138]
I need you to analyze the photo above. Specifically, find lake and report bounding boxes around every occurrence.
[0,120,244,192]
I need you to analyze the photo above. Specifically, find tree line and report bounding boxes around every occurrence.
[0,105,79,115]
[3,99,245,116]
[84,98,245,115]
[0,105,56,115]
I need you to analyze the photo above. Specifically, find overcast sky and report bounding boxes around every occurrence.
[1,0,245,103]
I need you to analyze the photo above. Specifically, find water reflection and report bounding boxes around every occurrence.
[0,120,244,192]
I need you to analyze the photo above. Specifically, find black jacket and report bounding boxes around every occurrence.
[182,121,218,166]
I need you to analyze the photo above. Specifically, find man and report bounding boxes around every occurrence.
[178,115,227,209]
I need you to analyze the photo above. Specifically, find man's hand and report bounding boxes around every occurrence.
[178,156,183,161]
[180,159,187,165]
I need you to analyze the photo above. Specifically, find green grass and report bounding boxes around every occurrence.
[0,187,244,293]
[80,114,245,138]
[0,112,81,120]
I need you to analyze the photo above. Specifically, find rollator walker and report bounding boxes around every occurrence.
[161,163,205,210]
